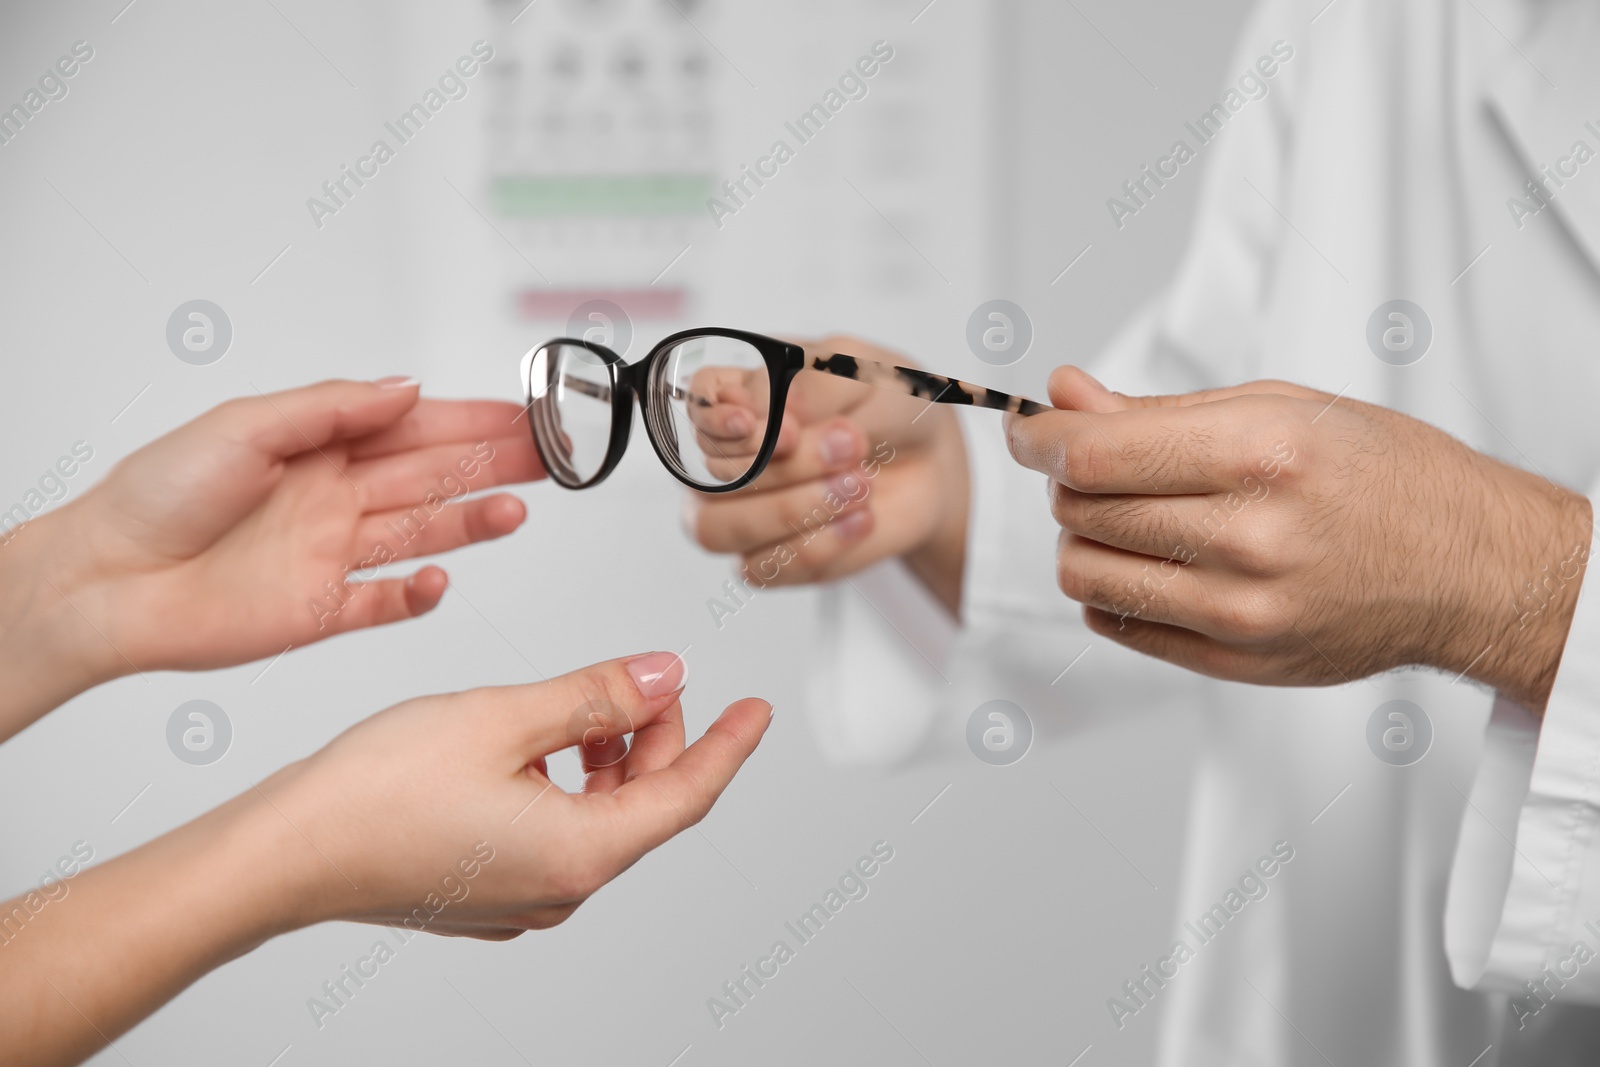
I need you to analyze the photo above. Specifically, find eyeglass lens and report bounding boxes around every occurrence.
[529,342,616,487]
[647,334,771,489]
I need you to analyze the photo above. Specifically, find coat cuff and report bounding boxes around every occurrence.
[1445,504,1600,1012]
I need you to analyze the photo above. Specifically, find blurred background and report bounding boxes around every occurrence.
[0,1,1255,1063]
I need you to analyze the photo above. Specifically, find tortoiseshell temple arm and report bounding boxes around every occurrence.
[810,354,1050,416]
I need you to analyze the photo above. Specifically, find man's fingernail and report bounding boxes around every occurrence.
[375,375,419,389]
[827,472,863,501]
[832,508,871,542]
[627,651,688,698]
[820,426,858,466]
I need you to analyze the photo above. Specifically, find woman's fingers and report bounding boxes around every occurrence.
[597,697,771,865]
[346,398,534,459]
[350,493,527,566]
[480,652,692,763]
[577,699,637,796]
[620,695,687,782]
[207,378,423,459]
[571,660,690,794]
[355,915,526,941]
[350,434,543,513]
[312,567,450,637]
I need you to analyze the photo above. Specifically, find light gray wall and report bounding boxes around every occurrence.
[0,1,1251,1063]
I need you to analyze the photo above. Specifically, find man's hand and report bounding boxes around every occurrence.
[0,379,543,739]
[1005,367,1594,710]
[685,335,970,615]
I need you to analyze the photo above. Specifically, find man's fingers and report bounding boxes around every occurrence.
[208,379,423,459]
[690,472,871,554]
[351,493,527,565]
[1058,534,1284,642]
[733,508,876,587]
[1005,395,1304,494]
[1047,366,1332,412]
[600,697,771,862]
[699,441,767,485]
[347,398,535,459]
[726,449,941,586]
[743,417,869,491]
[1053,533,1198,629]
[350,434,543,513]
[1046,366,1129,414]
[1083,607,1266,683]
[684,410,876,493]
[1048,482,1198,559]
[683,368,772,474]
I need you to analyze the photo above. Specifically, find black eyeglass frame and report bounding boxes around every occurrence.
[521,326,1047,494]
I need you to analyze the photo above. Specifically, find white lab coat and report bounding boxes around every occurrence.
[812,0,1600,1062]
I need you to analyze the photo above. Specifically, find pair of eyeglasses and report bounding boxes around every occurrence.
[520,327,1047,493]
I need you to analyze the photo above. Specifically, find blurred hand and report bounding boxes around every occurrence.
[1006,367,1593,710]
[683,363,776,484]
[685,335,970,615]
[26,379,542,684]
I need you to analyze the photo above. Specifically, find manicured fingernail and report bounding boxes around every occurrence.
[374,375,419,388]
[627,651,687,698]
[820,426,858,466]
[832,508,871,542]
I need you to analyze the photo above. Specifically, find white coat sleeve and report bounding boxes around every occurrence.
[805,0,1306,766]
[1445,497,1600,1009]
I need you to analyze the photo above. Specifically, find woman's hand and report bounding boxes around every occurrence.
[0,652,769,1065]
[1005,367,1594,710]
[276,650,768,934]
[0,378,543,737]
[684,335,971,615]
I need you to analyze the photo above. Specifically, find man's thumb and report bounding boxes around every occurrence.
[1047,366,1126,413]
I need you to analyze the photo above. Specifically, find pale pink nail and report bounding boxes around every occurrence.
[820,426,858,466]
[627,651,687,698]
[833,508,871,542]
[374,375,419,389]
